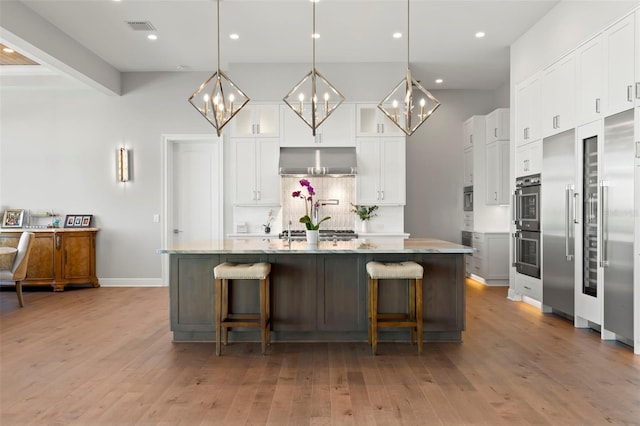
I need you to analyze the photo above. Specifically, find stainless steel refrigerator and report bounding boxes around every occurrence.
[602,109,634,341]
[542,129,576,316]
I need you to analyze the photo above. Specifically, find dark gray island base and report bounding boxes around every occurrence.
[158,238,473,343]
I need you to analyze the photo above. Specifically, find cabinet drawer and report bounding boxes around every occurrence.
[515,274,542,301]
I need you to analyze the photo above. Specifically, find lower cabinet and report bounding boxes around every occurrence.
[515,272,542,301]
[470,232,509,285]
[0,229,99,291]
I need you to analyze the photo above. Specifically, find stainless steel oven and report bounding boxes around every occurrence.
[513,230,540,279]
[463,186,473,212]
[514,173,540,231]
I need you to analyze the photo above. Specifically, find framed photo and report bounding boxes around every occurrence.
[2,209,24,228]
[65,214,93,228]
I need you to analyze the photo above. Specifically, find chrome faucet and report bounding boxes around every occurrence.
[287,220,292,245]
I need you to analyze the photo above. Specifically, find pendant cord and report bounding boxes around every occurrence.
[312,0,316,70]
[217,0,221,72]
[407,0,410,70]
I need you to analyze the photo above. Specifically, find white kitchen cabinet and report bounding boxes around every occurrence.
[463,117,474,149]
[515,139,542,177]
[463,147,473,186]
[576,34,605,126]
[280,103,355,147]
[356,137,406,205]
[485,108,510,142]
[515,73,541,146]
[603,14,636,116]
[471,232,509,285]
[541,53,576,138]
[231,104,280,138]
[231,138,280,206]
[356,104,405,137]
[515,272,542,301]
[485,139,509,205]
[636,10,640,107]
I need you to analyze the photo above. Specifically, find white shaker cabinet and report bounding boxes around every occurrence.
[485,108,510,142]
[603,13,636,116]
[463,147,473,186]
[280,103,355,147]
[231,138,280,206]
[231,104,280,138]
[515,139,542,178]
[471,232,509,285]
[356,137,406,205]
[576,34,605,126]
[515,73,541,146]
[463,117,474,149]
[485,139,510,205]
[541,53,576,138]
[356,104,405,137]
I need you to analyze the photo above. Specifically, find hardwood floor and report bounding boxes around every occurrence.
[1,280,638,425]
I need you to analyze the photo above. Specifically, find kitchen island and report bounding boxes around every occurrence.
[157,238,473,343]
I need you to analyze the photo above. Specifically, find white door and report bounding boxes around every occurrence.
[171,139,223,246]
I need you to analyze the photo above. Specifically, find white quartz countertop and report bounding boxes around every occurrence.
[157,237,473,254]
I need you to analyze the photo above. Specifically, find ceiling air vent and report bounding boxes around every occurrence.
[126,21,157,31]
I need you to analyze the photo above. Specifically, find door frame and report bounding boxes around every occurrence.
[160,134,224,285]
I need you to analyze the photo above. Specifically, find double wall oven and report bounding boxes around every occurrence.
[513,173,541,279]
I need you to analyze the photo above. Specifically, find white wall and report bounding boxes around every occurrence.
[1,64,502,283]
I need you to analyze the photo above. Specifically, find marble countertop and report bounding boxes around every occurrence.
[157,237,474,254]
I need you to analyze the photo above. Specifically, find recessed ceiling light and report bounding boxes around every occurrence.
[229,33,239,40]
[147,34,158,41]
[435,79,443,84]
[393,32,402,39]
[475,31,485,38]
[3,47,14,53]
[312,33,320,39]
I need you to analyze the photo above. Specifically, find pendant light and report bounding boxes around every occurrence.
[188,0,249,137]
[378,0,440,136]
[283,0,344,136]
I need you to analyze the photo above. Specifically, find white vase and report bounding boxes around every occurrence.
[306,230,319,245]
[360,220,368,234]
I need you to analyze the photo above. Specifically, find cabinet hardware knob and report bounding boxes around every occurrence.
[627,85,633,102]
[595,98,600,114]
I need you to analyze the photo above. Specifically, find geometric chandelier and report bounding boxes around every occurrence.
[188,0,249,137]
[378,0,440,136]
[283,0,344,136]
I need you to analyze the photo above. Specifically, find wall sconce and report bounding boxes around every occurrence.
[118,147,130,182]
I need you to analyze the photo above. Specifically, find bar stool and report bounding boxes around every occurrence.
[366,261,423,355]
[213,262,271,356]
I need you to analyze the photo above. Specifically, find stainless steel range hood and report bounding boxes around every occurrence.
[278,147,357,176]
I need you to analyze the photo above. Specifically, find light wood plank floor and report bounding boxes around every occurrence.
[1,280,639,425]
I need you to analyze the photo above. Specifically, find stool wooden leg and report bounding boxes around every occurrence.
[367,277,372,345]
[215,278,223,356]
[372,278,379,355]
[416,278,423,355]
[222,279,229,345]
[409,279,416,345]
[265,276,271,346]
[259,278,267,355]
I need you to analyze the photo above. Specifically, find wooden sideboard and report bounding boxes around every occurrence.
[0,229,99,291]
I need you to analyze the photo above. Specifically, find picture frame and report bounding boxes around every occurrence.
[2,209,24,228]
[65,214,92,228]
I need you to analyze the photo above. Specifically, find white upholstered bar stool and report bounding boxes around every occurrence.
[214,262,271,356]
[366,261,424,355]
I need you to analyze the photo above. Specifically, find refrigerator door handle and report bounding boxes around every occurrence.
[573,192,580,224]
[599,180,609,268]
[565,185,574,261]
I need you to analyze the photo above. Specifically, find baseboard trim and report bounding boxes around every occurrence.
[98,278,166,287]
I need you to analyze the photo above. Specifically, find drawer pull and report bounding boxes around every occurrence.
[524,285,531,291]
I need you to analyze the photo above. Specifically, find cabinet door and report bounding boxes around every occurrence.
[232,139,258,205]
[576,35,604,125]
[255,138,280,205]
[486,141,499,205]
[232,104,279,137]
[542,53,576,138]
[280,105,316,147]
[356,104,404,137]
[316,103,355,146]
[498,140,510,205]
[380,138,406,205]
[515,139,542,177]
[61,232,94,279]
[604,14,635,116]
[485,108,509,142]
[516,73,541,146]
[356,138,381,204]
[317,255,365,331]
[463,117,474,149]
[26,233,55,281]
[463,147,473,185]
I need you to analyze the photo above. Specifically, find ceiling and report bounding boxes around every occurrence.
[1,0,560,90]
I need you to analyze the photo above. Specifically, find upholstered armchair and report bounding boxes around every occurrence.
[0,232,35,307]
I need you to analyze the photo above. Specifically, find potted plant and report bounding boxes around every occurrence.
[292,179,330,245]
[263,209,274,234]
[351,204,378,233]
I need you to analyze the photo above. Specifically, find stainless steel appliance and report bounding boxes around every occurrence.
[279,147,357,176]
[279,229,357,241]
[602,109,634,341]
[514,230,541,279]
[542,129,576,316]
[580,133,598,298]
[514,173,541,231]
[463,186,473,211]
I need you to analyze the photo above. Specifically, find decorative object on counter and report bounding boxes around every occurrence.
[351,204,378,233]
[378,0,440,136]
[188,0,249,137]
[118,147,130,182]
[2,209,24,228]
[263,209,274,234]
[306,229,319,246]
[64,215,93,228]
[282,0,344,136]
[292,179,330,230]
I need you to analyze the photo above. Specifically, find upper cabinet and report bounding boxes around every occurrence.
[231,104,280,138]
[356,104,405,137]
[463,117,475,149]
[356,137,406,205]
[463,148,473,186]
[231,138,280,206]
[603,14,636,116]
[280,104,355,147]
[515,139,542,178]
[485,139,510,205]
[515,73,541,146]
[541,52,576,138]
[576,35,605,126]
[636,10,640,106]
[485,108,510,142]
